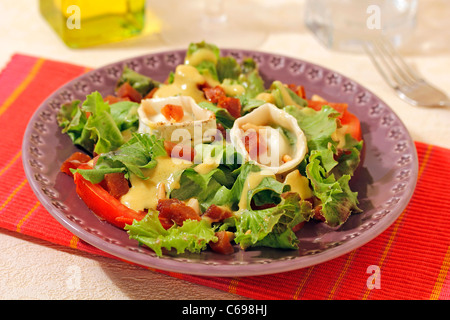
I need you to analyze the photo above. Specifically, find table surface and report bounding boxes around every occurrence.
[1,0,449,300]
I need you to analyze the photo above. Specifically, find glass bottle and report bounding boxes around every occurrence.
[39,0,146,48]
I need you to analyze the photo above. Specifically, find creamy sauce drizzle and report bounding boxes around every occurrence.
[185,48,218,66]
[120,156,192,211]
[283,170,313,200]
[238,169,275,210]
[153,65,206,103]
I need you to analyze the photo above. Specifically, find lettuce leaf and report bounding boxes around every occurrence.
[237,58,266,99]
[74,133,167,183]
[234,193,313,250]
[332,134,364,178]
[57,92,140,155]
[195,60,219,81]
[198,101,236,129]
[306,157,361,227]
[284,105,339,151]
[170,142,243,205]
[170,157,287,213]
[125,211,217,257]
[57,100,86,143]
[193,142,244,172]
[169,167,235,211]
[284,104,362,226]
[239,97,266,115]
[109,100,140,131]
[308,148,338,174]
[79,92,124,155]
[270,81,308,109]
[186,41,220,61]
[116,66,160,97]
[169,142,242,207]
[245,176,287,208]
[217,56,241,82]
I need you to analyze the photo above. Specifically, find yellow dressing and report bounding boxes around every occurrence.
[120,156,192,211]
[220,79,245,97]
[238,169,275,210]
[185,48,218,66]
[276,81,304,108]
[255,92,276,104]
[331,124,349,149]
[153,65,207,103]
[221,82,245,97]
[283,170,314,200]
[194,161,220,175]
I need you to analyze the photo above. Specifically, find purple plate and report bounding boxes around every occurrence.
[22,49,418,277]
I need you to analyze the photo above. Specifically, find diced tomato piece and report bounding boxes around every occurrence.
[215,123,227,141]
[161,104,184,122]
[73,168,146,229]
[203,85,226,104]
[156,199,180,229]
[198,81,211,91]
[307,100,348,119]
[144,87,158,99]
[157,198,202,229]
[116,82,142,103]
[217,96,241,119]
[60,152,92,177]
[292,221,306,232]
[288,84,306,99]
[100,172,129,199]
[209,231,235,255]
[340,110,362,141]
[163,141,195,162]
[203,204,233,223]
[242,130,267,160]
[313,205,326,222]
[103,95,130,104]
[243,130,258,158]
[202,85,241,118]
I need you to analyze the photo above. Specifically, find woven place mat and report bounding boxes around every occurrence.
[1,54,450,300]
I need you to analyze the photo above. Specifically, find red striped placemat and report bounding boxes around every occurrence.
[1,54,450,300]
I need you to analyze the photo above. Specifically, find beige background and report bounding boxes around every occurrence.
[0,0,449,299]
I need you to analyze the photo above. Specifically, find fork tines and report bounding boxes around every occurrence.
[363,36,422,89]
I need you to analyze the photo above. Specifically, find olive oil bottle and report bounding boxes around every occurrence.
[39,0,146,48]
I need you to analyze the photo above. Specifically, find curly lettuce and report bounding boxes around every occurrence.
[125,211,217,257]
[73,132,167,184]
[234,193,313,250]
[285,105,363,227]
[57,91,140,155]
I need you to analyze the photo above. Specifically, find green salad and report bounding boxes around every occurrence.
[58,41,363,256]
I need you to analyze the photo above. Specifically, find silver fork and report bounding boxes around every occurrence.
[363,37,450,108]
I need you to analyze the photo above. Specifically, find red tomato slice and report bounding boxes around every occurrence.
[306,99,362,141]
[307,100,348,119]
[73,167,145,229]
[340,110,362,141]
[287,84,306,99]
[60,152,92,177]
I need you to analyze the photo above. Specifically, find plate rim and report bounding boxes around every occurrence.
[22,48,419,277]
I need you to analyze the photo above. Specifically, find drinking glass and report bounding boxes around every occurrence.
[304,0,418,52]
[158,0,267,48]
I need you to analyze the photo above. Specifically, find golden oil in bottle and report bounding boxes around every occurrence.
[39,0,146,48]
